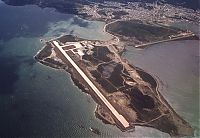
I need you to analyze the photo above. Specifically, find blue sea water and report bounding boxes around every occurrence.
[0,2,118,137]
[123,39,200,136]
[0,0,198,137]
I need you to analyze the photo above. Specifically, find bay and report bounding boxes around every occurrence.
[123,39,199,137]
[0,0,194,137]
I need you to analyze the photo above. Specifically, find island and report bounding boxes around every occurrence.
[34,19,197,137]
[0,0,198,137]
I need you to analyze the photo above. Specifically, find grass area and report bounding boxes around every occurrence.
[57,35,84,43]
[35,42,52,60]
[106,20,181,42]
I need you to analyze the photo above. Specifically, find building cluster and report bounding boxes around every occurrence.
[58,41,95,60]
[80,1,200,24]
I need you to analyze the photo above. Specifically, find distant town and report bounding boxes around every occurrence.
[34,0,199,137]
[79,1,200,24]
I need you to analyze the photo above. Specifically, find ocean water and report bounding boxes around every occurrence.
[123,39,199,136]
[0,2,121,137]
[0,0,197,137]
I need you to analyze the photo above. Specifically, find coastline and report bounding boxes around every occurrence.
[104,20,199,50]
[122,39,200,136]
[0,0,198,137]
[34,19,195,137]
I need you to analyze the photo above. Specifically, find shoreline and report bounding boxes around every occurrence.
[34,18,195,137]
[104,20,199,50]
[102,20,197,119]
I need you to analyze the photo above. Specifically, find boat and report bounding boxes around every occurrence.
[89,127,101,135]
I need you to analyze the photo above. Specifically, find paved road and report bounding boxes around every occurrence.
[135,33,195,48]
[53,41,130,129]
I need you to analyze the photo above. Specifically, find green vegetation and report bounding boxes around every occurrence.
[57,35,84,43]
[35,42,52,60]
[106,20,181,42]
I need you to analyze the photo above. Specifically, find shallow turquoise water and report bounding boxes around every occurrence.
[1,0,198,137]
